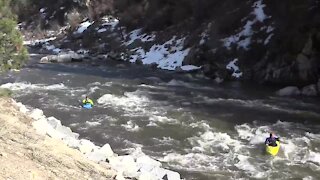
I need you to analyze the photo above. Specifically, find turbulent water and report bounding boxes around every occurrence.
[1,54,320,180]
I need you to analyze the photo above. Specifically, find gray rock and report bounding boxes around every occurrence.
[55,125,74,138]
[138,172,154,180]
[40,53,84,64]
[301,84,317,96]
[46,126,65,140]
[276,86,301,96]
[100,143,114,158]
[47,117,62,129]
[163,170,181,180]
[63,137,80,148]
[79,139,96,154]
[32,118,50,136]
[29,109,45,120]
[150,167,167,179]
[86,149,108,163]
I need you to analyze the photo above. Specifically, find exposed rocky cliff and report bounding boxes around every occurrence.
[21,0,320,86]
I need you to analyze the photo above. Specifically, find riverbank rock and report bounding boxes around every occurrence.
[276,86,301,96]
[40,52,85,63]
[0,98,117,179]
[79,139,96,154]
[301,84,317,96]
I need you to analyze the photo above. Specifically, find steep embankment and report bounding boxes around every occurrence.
[0,98,116,180]
[21,0,320,87]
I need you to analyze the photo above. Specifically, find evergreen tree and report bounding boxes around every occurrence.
[0,0,28,71]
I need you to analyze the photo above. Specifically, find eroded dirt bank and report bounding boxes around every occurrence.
[0,98,116,180]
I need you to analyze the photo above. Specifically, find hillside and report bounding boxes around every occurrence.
[21,0,320,86]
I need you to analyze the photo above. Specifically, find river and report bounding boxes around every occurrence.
[1,54,320,179]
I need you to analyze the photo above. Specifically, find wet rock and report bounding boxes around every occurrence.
[40,53,85,63]
[301,84,317,96]
[276,86,301,96]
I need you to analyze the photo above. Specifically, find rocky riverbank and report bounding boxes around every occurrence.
[0,97,116,180]
[0,97,182,180]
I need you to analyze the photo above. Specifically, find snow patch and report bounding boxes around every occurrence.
[226,59,242,78]
[180,65,201,71]
[130,37,190,71]
[125,29,156,45]
[101,16,119,31]
[222,0,270,50]
[75,21,93,34]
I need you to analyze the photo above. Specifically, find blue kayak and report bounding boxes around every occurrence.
[83,103,93,109]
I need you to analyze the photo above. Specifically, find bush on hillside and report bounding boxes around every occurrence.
[0,0,28,71]
[0,88,13,97]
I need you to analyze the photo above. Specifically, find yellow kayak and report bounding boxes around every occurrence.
[266,141,280,156]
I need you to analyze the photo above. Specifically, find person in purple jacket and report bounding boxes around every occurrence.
[265,132,280,147]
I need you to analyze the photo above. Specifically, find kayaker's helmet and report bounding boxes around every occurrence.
[270,132,275,137]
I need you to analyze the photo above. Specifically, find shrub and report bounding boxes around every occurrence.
[0,88,13,97]
[0,0,28,71]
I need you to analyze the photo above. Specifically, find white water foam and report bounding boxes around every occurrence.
[121,121,140,132]
[162,120,320,179]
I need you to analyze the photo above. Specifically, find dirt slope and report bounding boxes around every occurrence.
[0,98,116,180]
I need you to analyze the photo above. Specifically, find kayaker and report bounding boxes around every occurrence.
[265,132,279,147]
[82,96,94,106]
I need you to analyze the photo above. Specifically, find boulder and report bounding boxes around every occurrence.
[40,53,85,63]
[63,137,80,148]
[86,144,115,163]
[118,155,139,177]
[150,167,167,179]
[301,84,317,96]
[47,117,62,129]
[137,156,162,175]
[14,102,29,114]
[55,125,75,138]
[276,86,301,96]
[100,143,114,158]
[78,139,96,154]
[46,126,65,140]
[32,118,50,135]
[115,173,126,180]
[29,109,45,120]
[163,170,181,180]
[86,149,108,163]
[138,172,154,180]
